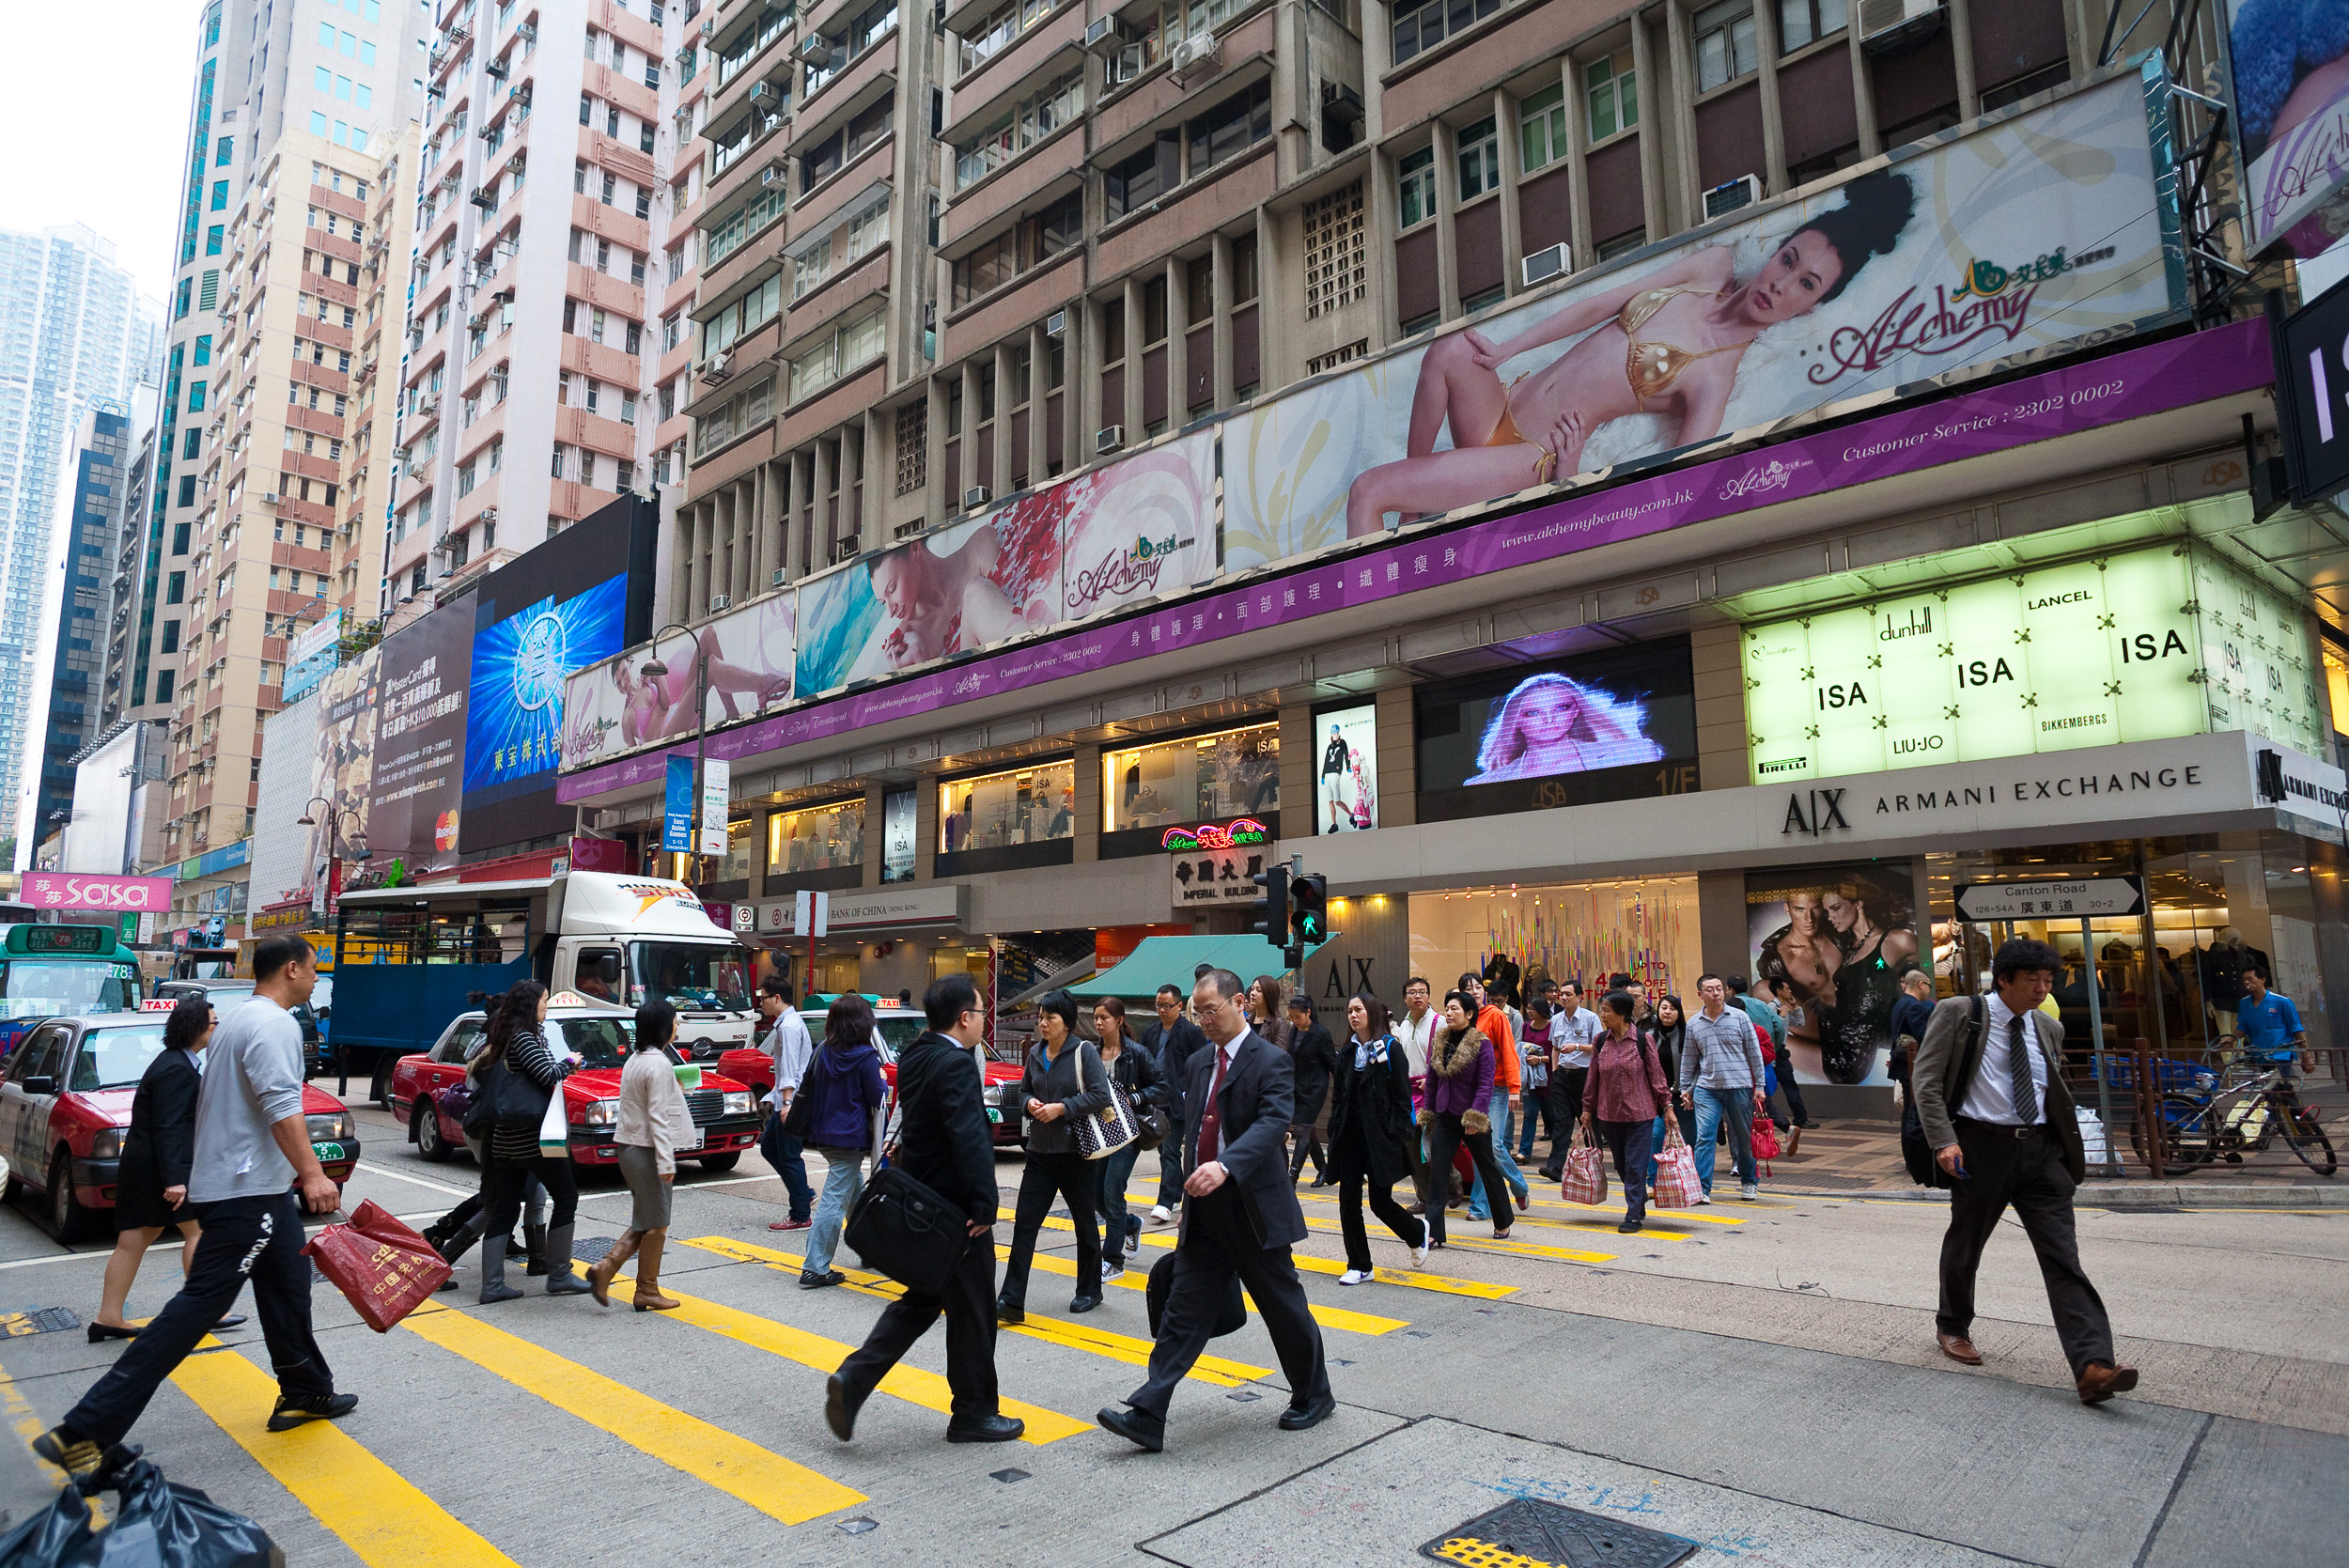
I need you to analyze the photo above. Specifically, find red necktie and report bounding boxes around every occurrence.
[1195,1046,1232,1163]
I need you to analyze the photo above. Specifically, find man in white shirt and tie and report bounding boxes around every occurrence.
[1538,980,1602,1180]
[1914,938,2138,1405]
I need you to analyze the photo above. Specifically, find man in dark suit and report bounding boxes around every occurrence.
[1914,937,2138,1405]
[1098,969,1333,1452]
[825,973,1023,1444]
[1141,983,1207,1222]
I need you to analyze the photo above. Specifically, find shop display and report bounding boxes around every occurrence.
[1749,862,1921,1086]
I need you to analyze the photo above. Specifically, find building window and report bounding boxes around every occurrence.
[767,799,864,876]
[1519,84,1566,172]
[1104,135,1180,221]
[1585,48,1637,141]
[894,399,926,495]
[954,70,1082,189]
[1455,116,1500,201]
[1101,722,1280,833]
[1303,181,1365,318]
[1397,147,1436,228]
[1392,0,1501,66]
[1778,0,1846,52]
[1694,1,1758,92]
[1187,78,1271,178]
[938,759,1075,854]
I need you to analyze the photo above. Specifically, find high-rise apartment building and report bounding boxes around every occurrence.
[0,225,158,860]
[103,415,166,732]
[148,0,428,942]
[339,123,424,610]
[391,0,702,608]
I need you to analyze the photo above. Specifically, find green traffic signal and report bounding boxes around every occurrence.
[1288,873,1328,948]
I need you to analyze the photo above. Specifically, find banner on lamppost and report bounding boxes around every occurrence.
[699,757,730,858]
[662,755,694,853]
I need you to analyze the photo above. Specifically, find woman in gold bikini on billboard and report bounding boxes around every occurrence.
[1345,170,1914,537]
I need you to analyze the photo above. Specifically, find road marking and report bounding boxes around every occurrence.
[167,1336,518,1565]
[1030,1219,1408,1333]
[342,1164,476,1199]
[678,1236,1268,1388]
[1091,1217,1519,1297]
[1279,1185,1724,1241]
[401,1300,864,1525]
[608,1261,1088,1442]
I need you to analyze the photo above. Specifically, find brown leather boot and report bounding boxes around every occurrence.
[631,1231,681,1312]
[588,1230,641,1307]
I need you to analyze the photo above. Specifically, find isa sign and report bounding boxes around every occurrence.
[662,755,695,853]
[24,874,174,911]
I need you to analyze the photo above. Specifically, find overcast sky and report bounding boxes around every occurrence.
[7,1,201,305]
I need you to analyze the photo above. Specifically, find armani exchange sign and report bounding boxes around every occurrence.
[1782,759,2211,837]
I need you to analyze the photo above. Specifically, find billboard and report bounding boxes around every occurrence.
[1222,69,2181,568]
[1313,703,1378,833]
[283,609,342,704]
[22,873,172,912]
[1748,862,1921,1087]
[2231,0,2349,256]
[301,648,381,907]
[564,592,795,774]
[366,589,474,875]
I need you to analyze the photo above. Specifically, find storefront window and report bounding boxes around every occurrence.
[1408,877,1702,1002]
[1101,722,1280,835]
[767,798,865,876]
[721,817,756,883]
[940,759,1076,853]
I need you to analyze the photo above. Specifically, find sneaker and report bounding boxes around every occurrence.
[1100,1260,1126,1281]
[1410,1243,1429,1268]
[769,1218,812,1232]
[1148,1204,1172,1223]
[799,1268,847,1290]
[1337,1268,1374,1286]
[267,1391,359,1432]
[1739,1185,1761,1202]
[1694,1192,1714,1205]
[31,1427,110,1484]
[1125,1234,1141,1257]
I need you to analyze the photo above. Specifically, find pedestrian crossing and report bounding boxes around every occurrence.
[1027,1218,1410,1334]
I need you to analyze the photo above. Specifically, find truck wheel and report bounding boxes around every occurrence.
[414,1100,452,1162]
[369,1061,394,1109]
[698,1153,741,1172]
[46,1150,93,1243]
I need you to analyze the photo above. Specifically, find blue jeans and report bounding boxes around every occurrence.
[762,1109,815,1220]
[1648,1104,1699,1183]
[803,1148,867,1275]
[1692,1087,1757,1194]
[1466,1089,1530,1220]
[1097,1143,1142,1265]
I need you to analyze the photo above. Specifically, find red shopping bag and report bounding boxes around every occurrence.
[1751,1110,1781,1167]
[1651,1120,1703,1210]
[302,1199,452,1332]
[1560,1124,1609,1205]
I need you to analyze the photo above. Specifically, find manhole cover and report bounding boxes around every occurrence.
[0,1308,79,1337]
[1419,1498,1694,1568]
[571,1235,621,1263]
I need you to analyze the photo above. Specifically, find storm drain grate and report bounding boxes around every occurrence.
[0,1308,80,1337]
[571,1235,622,1263]
[1418,1498,1695,1568]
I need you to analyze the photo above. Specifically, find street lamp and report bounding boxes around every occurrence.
[296,797,368,924]
[640,622,709,885]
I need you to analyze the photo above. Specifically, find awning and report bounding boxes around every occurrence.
[1067,935,1326,1000]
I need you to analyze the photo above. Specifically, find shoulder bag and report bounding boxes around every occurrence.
[1900,996,1984,1188]
[842,1165,966,1296]
[485,1057,552,1128]
[1071,1043,1142,1161]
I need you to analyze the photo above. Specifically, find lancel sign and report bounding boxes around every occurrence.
[1743,543,2320,784]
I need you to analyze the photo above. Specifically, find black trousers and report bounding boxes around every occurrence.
[484,1149,577,1239]
[837,1229,1000,1418]
[1769,1059,1811,1127]
[1335,1124,1424,1271]
[1592,1117,1652,1220]
[999,1149,1099,1308]
[1154,1115,1188,1209]
[1542,1069,1588,1174]
[1937,1118,2114,1378]
[1287,1121,1328,1182]
[1422,1112,1511,1245]
[66,1192,334,1448]
[1125,1185,1329,1420]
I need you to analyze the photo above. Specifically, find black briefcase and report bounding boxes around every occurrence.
[843,1165,966,1296]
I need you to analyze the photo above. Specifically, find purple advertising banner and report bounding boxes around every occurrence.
[561,320,2270,802]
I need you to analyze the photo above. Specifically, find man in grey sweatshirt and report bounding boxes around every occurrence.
[37,936,354,1482]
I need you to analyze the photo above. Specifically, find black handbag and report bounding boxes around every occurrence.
[1901,997,1983,1188]
[485,1061,552,1128]
[842,1165,967,1296]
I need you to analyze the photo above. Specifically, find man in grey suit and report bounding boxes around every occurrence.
[1914,937,2138,1405]
[1098,969,1333,1452]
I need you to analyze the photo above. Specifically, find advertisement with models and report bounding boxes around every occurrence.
[1222,67,2181,568]
[300,649,381,906]
[1748,862,1921,1088]
[564,594,797,773]
[2230,0,2349,256]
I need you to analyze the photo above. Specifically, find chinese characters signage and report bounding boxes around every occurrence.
[1171,844,1270,908]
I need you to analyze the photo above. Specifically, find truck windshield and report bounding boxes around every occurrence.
[629,942,752,1011]
[0,961,139,1017]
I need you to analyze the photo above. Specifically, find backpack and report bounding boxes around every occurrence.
[1900,996,1984,1188]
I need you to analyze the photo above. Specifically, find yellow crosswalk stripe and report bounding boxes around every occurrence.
[1112,1201,1520,1297]
[1278,1184,1719,1242]
[677,1236,1268,1387]
[167,1336,519,1566]
[400,1301,864,1526]
[598,1272,1089,1442]
[1029,1219,1408,1334]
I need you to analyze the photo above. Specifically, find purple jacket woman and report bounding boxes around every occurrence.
[1419,991,1516,1246]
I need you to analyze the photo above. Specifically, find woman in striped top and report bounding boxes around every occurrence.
[474,982,594,1304]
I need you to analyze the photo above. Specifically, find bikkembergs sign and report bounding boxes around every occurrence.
[1743,542,2322,784]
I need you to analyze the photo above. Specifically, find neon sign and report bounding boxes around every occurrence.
[1160,818,1269,852]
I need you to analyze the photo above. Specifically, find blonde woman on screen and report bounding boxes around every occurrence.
[1463,675,1664,784]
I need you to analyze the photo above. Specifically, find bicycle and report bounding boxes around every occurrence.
[2128,1039,2336,1178]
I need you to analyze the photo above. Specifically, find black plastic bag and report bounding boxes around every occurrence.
[0,1457,282,1568]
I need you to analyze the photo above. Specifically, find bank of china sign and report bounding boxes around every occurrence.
[1744,543,2321,784]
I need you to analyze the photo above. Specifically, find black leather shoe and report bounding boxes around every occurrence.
[214,1314,248,1330]
[946,1413,1026,1443]
[824,1374,864,1442]
[1066,1293,1099,1314]
[267,1391,358,1432]
[1097,1405,1164,1452]
[1278,1392,1336,1431]
[995,1298,1024,1325]
[86,1323,137,1343]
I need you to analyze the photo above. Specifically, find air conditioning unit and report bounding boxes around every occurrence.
[962,486,990,511]
[709,593,731,612]
[446,23,470,44]
[1045,308,1066,337]
[702,351,733,383]
[750,81,781,107]
[478,506,497,524]
[1521,242,1572,287]
[829,536,861,563]
[798,32,832,64]
[700,17,715,39]
[1170,32,1220,83]
[1084,17,1128,54]
[1857,0,1945,54]
[1703,173,1762,220]
[761,162,787,187]
[257,491,281,506]
[1096,425,1125,455]
[485,56,509,79]
[771,567,788,587]
[515,20,537,41]
[760,112,784,136]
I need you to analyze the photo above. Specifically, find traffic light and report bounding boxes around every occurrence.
[1289,873,1329,949]
[1251,863,1290,949]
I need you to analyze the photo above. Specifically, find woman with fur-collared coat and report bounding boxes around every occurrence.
[1420,991,1516,1248]
[1328,993,1428,1283]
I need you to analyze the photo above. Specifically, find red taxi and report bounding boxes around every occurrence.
[390,994,765,1170]
[715,996,1030,1148]
[0,1012,360,1240]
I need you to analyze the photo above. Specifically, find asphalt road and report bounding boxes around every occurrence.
[0,1094,2336,1566]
